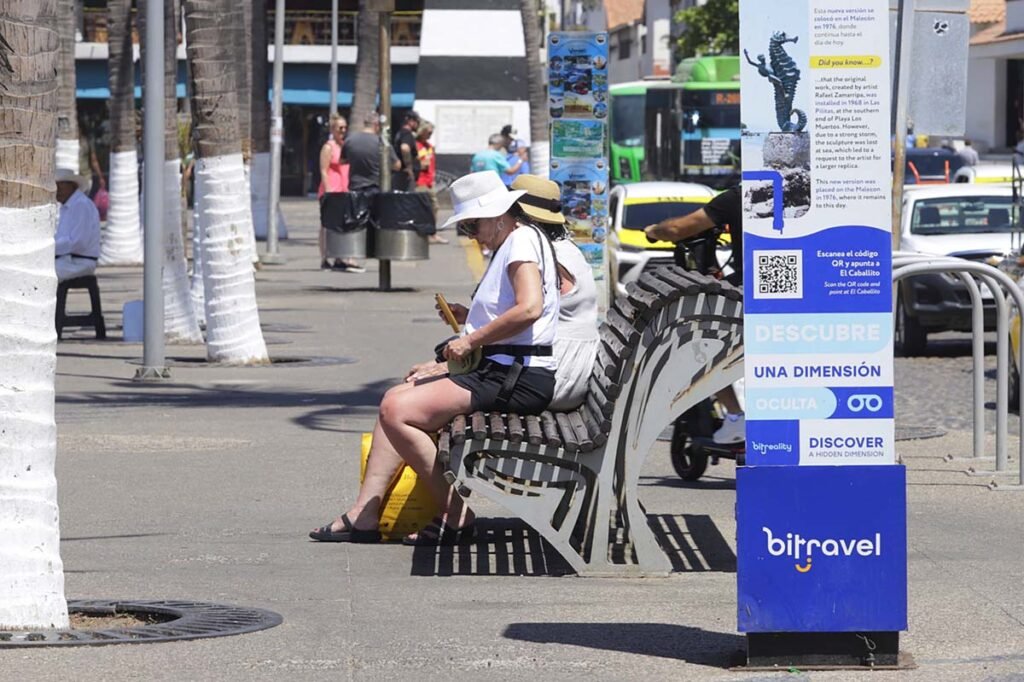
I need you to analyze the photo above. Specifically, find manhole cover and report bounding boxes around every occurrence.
[896,425,946,441]
[130,356,356,368]
[0,600,282,648]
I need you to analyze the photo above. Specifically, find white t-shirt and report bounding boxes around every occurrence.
[465,223,559,369]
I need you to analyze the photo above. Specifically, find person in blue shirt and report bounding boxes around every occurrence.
[471,133,525,178]
[502,139,531,187]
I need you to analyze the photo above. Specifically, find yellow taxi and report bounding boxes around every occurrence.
[606,181,718,304]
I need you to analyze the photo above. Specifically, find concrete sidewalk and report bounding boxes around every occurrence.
[7,198,1024,680]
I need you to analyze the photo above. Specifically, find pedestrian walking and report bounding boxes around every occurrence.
[318,114,351,271]
[392,111,421,191]
[957,139,979,167]
[502,139,530,187]
[415,121,447,244]
[470,133,525,178]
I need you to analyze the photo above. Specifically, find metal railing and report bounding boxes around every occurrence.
[893,253,1024,487]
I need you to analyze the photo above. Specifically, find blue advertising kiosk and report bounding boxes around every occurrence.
[737,0,907,667]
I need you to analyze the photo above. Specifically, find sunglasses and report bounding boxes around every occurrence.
[459,219,480,236]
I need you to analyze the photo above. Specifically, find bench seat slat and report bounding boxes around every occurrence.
[605,308,641,346]
[489,412,507,441]
[470,411,488,440]
[540,411,562,448]
[450,414,467,444]
[567,409,595,452]
[555,412,580,452]
[507,413,524,443]
[438,431,451,463]
[525,414,544,445]
[586,391,614,424]
[581,403,609,446]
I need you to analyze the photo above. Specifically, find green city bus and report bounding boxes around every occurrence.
[609,56,741,187]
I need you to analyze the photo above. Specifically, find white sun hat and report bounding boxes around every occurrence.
[55,167,88,191]
[441,170,526,229]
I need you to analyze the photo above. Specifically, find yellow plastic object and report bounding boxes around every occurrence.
[1012,314,1021,374]
[360,433,439,541]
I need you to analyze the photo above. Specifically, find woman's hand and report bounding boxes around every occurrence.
[443,335,475,362]
[405,360,448,383]
[436,302,468,325]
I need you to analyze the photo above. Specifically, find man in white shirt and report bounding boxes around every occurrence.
[54,168,101,282]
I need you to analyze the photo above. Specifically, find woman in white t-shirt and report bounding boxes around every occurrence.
[311,171,559,547]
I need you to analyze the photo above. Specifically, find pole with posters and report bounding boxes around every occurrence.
[547,32,609,295]
[737,0,907,668]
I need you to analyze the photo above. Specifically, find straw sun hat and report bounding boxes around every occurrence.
[511,175,565,226]
[55,167,88,192]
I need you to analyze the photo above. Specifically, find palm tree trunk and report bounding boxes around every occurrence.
[140,0,202,343]
[521,0,549,176]
[0,0,70,630]
[250,0,273,240]
[350,3,380,129]
[236,0,258,264]
[55,0,79,171]
[185,0,269,365]
[101,0,144,265]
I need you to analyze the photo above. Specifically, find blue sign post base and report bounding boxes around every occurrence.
[745,631,906,669]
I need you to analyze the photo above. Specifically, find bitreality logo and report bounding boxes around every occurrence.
[762,527,882,573]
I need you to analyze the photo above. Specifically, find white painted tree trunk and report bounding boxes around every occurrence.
[250,152,289,241]
[241,160,259,263]
[529,140,550,178]
[162,159,203,344]
[99,149,143,265]
[190,186,206,328]
[196,153,269,364]
[54,138,78,173]
[0,205,69,630]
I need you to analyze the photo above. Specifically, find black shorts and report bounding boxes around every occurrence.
[449,360,556,414]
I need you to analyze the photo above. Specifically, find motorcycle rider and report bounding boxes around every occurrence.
[645,185,745,444]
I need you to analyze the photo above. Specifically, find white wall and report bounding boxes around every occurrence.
[966,56,1006,151]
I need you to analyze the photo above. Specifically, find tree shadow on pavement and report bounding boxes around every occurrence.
[410,514,735,577]
[501,622,745,668]
[56,379,394,430]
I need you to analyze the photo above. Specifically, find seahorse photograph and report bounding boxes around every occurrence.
[739,2,813,222]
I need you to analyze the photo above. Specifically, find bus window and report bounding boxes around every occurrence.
[611,94,645,147]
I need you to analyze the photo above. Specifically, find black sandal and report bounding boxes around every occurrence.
[309,513,382,543]
[402,516,476,546]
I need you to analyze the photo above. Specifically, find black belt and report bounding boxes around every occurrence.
[482,344,552,409]
[60,254,98,261]
[481,344,552,357]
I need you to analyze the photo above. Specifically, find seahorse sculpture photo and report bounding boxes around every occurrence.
[744,31,807,133]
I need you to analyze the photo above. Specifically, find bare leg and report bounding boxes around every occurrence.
[378,377,474,528]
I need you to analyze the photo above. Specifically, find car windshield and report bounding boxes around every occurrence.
[910,196,1017,235]
[622,201,705,230]
[611,94,645,147]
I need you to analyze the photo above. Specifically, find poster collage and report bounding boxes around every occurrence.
[547,32,610,278]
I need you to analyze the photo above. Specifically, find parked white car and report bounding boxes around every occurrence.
[606,181,718,304]
[896,184,1019,355]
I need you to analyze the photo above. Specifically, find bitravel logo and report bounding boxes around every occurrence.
[763,526,882,573]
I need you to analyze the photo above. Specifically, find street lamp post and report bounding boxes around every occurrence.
[329,0,338,118]
[265,0,287,264]
[374,0,394,291]
[136,0,167,381]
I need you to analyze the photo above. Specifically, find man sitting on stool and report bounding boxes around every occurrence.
[55,168,100,282]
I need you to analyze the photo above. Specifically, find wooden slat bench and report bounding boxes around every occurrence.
[438,268,743,576]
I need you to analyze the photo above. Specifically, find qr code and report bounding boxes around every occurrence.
[753,250,802,299]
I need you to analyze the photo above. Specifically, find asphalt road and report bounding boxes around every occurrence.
[5,198,1023,681]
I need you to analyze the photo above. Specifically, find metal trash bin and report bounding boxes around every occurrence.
[370,192,434,261]
[321,192,370,259]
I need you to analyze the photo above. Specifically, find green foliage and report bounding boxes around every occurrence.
[674,0,739,58]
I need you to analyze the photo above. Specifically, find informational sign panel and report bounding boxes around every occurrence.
[737,0,906,642]
[737,466,907,632]
[548,32,609,279]
[739,0,895,467]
